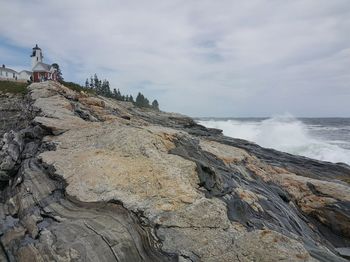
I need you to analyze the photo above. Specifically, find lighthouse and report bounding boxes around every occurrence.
[30,45,58,82]
[30,44,43,70]
[0,44,58,82]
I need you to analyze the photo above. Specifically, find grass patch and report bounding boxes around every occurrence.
[61,81,96,94]
[0,80,96,96]
[0,81,29,95]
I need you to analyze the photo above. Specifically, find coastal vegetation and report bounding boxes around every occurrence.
[0,80,28,95]
[51,63,64,82]
[83,74,160,110]
[60,80,95,94]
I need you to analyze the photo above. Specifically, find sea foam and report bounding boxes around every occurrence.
[199,116,350,165]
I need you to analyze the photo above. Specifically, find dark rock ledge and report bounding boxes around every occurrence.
[0,89,174,261]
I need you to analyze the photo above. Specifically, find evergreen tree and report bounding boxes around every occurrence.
[144,97,150,107]
[135,92,150,108]
[112,88,122,100]
[152,100,159,110]
[135,92,143,107]
[101,80,107,95]
[94,74,100,93]
[115,89,120,100]
[93,74,98,86]
[105,80,111,96]
[101,80,111,96]
[51,63,64,82]
[90,76,94,89]
[83,74,158,108]
[113,88,119,99]
[98,80,102,92]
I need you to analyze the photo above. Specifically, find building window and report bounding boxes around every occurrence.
[6,72,8,77]
[13,73,15,78]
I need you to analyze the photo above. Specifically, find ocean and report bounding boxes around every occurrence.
[198,116,350,165]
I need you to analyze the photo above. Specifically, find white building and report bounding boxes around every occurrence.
[0,65,19,80]
[0,65,31,81]
[19,70,32,81]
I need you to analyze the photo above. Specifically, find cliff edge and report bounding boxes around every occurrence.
[1,82,350,261]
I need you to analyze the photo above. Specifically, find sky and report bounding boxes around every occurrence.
[0,0,349,117]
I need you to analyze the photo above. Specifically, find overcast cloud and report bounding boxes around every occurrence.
[0,0,349,117]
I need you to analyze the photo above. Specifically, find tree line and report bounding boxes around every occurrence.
[84,74,159,110]
[52,65,159,110]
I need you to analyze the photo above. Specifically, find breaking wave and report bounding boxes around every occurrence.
[199,115,350,165]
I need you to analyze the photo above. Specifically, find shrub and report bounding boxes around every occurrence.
[60,81,95,94]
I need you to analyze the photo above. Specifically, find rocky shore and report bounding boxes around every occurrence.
[0,82,350,261]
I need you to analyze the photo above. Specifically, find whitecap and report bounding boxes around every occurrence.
[199,115,350,165]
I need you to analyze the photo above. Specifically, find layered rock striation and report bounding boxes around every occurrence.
[0,82,350,261]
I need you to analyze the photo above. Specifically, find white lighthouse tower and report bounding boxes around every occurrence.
[30,44,43,70]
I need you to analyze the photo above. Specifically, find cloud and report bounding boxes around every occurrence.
[0,0,349,116]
